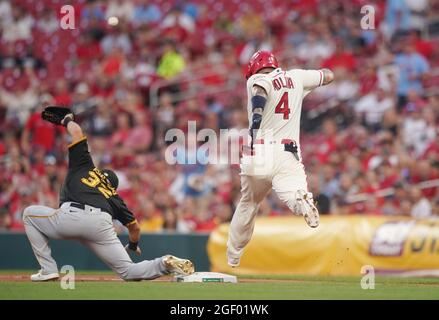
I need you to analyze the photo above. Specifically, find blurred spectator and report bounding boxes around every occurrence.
[333,173,356,212]
[0,68,39,125]
[320,165,339,199]
[124,110,153,152]
[76,33,103,61]
[394,43,429,106]
[313,119,337,164]
[400,198,413,215]
[354,88,394,130]
[53,80,73,106]
[0,0,12,26]
[333,71,359,101]
[35,8,58,35]
[110,112,133,148]
[183,1,199,19]
[21,106,64,154]
[308,174,331,214]
[70,82,98,114]
[410,160,438,199]
[409,30,435,59]
[138,200,164,232]
[368,131,399,170]
[133,1,162,25]
[410,186,432,218]
[406,0,429,31]
[157,41,186,79]
[321,41,356,71]
[0,209,11,230]
[236,6,264,38]
[214,11,233,33]
[381,196,399,215]
[100,26,132,55]
[1,5,33,43]
[402,102,436,158]
[105,0,134,21]
[156,92,176,128]
[161,5,195,40]
[285,19,306,48]
[162,208,193,233]
[81,0,106,23]
[384,0,411,38]
[296,32,334,64]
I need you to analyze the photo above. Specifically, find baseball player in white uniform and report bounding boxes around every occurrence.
[227,51,334,267]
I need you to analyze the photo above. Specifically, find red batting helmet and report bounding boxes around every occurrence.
[246,51,279,79]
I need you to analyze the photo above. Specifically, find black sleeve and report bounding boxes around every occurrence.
[68,137,94,171]
[108,194,137,226]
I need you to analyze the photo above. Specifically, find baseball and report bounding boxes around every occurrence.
[107,16,119,26]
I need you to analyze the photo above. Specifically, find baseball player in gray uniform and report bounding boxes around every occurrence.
[23,110,194,281]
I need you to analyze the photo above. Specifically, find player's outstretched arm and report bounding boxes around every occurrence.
[321,68,334,85]
[300,68,334,90]
[61,114,84,143]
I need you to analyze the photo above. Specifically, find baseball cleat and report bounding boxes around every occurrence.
[296,190,319,228]
[227,257,240,268]
[163,255,195,276]
[30,270,59,282]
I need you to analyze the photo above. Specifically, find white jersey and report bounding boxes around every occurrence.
[246,68,324,148]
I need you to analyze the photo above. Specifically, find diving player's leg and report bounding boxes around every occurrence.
[272,161,319,228]
[84,239,167,281]
[22,205,61,280]
[82,214,167,280]
[227,175,271,267]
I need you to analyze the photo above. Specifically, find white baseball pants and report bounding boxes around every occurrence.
[227,144,310,264]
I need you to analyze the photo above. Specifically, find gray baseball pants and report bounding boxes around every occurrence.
[23,202,167,280]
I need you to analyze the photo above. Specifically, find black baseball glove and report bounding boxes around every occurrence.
[41,106,72,125]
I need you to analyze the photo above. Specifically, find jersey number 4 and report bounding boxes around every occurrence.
[275,92,290,120]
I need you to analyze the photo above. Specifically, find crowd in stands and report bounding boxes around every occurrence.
[0,0,438,232]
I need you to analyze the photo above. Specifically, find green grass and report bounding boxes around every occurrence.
[1,271,439,300]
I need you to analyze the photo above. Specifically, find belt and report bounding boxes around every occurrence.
[69,202,107,215]
[70,203,86,210]
[253,139,294,145]
[62,202,112,219]
[243,139,300,160]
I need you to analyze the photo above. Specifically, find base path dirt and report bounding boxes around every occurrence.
[0,274,297,283]
[1,274,439,288]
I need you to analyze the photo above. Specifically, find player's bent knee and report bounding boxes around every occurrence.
[240,193,253,203]
[239,193,262,207]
